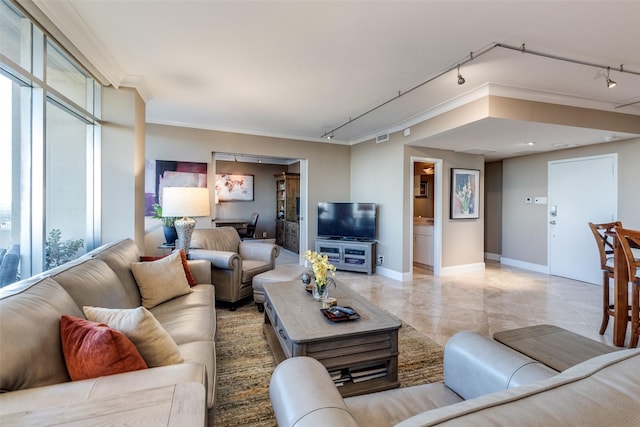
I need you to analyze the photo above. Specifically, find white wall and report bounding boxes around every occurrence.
[501,137,640,268]
[101,87,145,249]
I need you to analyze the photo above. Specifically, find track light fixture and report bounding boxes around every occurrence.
[319,42,639,139]
[606,67,617,88]
[457,65,465,85]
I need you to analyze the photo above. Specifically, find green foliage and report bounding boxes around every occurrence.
[45,229,85,269]
[152,204,177,227]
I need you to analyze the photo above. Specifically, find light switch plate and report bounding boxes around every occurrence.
[534,197,547,204]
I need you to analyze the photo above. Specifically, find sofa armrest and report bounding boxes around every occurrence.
[188,249,240,270]
[443,331,557,400]
[186,259,211,284]
[270,357,358,427]
[239,242,280,264]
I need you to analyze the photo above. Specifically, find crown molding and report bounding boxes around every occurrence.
[32,0,124,89]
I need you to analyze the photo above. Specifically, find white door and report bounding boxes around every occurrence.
[548,155,617,284]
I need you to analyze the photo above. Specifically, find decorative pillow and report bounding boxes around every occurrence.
[60,315,147,381]
[130,250,193,308]
[83,306,183,367]
[139,250,197,286]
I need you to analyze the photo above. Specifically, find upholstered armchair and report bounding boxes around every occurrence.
[189,227,279,310]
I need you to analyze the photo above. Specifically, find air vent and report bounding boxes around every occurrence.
[376,133,389,143]
[454,148,497,155]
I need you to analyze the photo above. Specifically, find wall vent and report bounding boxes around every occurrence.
[376,133,390,143]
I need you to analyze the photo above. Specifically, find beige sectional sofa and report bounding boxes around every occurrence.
[270,330,640,426]
[0,239,216,425]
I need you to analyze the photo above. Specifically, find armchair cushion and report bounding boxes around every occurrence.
[191,227,240,252]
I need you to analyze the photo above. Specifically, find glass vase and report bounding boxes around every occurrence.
[312,284,328,301]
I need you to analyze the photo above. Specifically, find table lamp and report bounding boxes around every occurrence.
[162,187,211,256]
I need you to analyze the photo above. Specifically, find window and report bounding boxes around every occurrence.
[1,0,101,278]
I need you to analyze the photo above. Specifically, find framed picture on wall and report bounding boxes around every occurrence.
[450,168,480,219]
[215,173,254,201]
[420,182,428,197]
[144,160,208,216]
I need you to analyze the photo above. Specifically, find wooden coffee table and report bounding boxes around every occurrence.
[263,280,402,397]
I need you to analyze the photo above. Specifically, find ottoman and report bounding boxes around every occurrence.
[252,264,308,311]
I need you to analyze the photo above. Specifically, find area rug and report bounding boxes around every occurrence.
[211,303,444,427]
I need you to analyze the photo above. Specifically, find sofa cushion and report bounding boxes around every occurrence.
[83,306,183,367]
[344,383,463,426]
[50,258,138,309]
[0,277,84,391]
[150,285,216,344]
[0,363,207,415]
[130,251,193,309]
[178,341,216,408]
[60,315,148,381]
[140,250,197,286]
[396,349,640,427]
[89,239,143,307]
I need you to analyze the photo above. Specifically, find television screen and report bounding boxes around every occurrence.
[317,202,376,240]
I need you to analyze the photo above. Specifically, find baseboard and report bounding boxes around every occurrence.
[439,262,486,276]
[500,257,550,274]
[375,265,406,281]
[485,252,501,261]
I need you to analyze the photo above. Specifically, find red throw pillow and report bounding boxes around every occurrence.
[60,315,147,381]
[139,250,197,286]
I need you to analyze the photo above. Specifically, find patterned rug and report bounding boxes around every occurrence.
[211,302,444,427]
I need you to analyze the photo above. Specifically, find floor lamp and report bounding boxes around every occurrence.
[162,187,211,256]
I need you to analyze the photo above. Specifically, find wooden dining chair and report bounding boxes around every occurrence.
[588,221,624,334]
[615,227,640,348]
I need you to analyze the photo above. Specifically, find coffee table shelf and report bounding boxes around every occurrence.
[263,280,401,397]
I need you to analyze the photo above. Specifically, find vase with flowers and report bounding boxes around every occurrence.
[304,250,337,301]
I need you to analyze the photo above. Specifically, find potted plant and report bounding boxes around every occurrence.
[152,203,179,245]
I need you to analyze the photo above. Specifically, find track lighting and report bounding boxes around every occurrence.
[606,67,617,88]
[457,65,465,85]
[320,43,639,139]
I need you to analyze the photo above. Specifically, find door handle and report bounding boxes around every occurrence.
[549,220,557,225]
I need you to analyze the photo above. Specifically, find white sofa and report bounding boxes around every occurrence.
[270,330,640,426]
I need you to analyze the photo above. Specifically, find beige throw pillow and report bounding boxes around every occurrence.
[130,250,192,308]
[83,305,183,367]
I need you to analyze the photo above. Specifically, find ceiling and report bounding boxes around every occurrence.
[32,1,640,161]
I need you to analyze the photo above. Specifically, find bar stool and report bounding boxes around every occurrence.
[615,227,640,348]
[588,221,624,334]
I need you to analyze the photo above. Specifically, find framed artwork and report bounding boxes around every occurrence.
[419,182,428,198]
[144,160,208,216]
[450,168,480,219]
[215,173,254,202]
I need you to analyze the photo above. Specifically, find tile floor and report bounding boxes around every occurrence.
[278,250,628,348]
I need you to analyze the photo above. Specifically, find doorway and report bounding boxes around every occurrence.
[548,154,617,284]
[411,157,443,277]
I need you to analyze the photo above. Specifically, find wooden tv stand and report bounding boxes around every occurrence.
[315,239,376,275]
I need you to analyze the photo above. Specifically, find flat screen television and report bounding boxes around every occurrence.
[317,202,376,241]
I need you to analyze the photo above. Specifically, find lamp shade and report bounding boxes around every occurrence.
[162,187,211,217]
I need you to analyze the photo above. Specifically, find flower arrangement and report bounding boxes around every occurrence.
[304,250,336,292]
